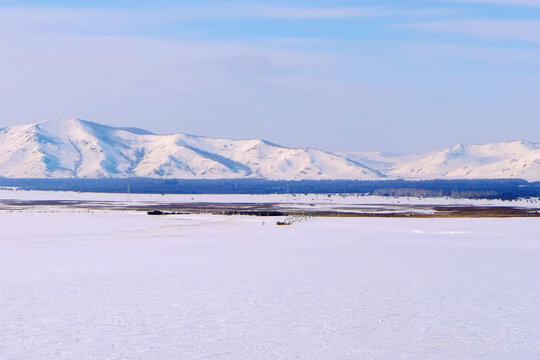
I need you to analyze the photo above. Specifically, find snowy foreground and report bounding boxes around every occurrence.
[1,209,540,359]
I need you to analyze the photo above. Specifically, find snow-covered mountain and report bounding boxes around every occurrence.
[1,119,539,181]
[0,119,383,180]
[338,151,421,173]
[387,141,540,181]
[341,141,540,182]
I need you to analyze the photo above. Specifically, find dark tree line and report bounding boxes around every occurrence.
[1,178,540,200]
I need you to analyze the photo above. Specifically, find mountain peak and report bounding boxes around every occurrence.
[387,140,540,181]
[1,119,539,181]
[0,118,383,180]
[35,118,154,136]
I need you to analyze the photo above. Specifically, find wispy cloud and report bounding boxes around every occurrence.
[0,3,450,26]
[453,0,540,7]
[404,20,540,44]
[235,5,446,19]
[0,2,539,152]
[243,5,389,19]
[403,42,540,64]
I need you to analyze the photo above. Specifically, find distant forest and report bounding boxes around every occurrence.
[1,178,540,200]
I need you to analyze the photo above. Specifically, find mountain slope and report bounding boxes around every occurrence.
[386,141,540,181]
[337,150,421,173]
[2,119,539,181]
[0,119,383,180]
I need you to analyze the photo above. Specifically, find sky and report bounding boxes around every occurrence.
[0,0,539,153]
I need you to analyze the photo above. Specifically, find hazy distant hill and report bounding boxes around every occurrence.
[341,141,540,182]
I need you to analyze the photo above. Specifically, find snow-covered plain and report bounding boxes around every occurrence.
[2,188,539,208]
[1,203,540,359]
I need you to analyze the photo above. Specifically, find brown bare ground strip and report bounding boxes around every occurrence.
[1,199,540,218]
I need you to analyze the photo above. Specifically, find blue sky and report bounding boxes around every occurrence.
[1,0,539,153]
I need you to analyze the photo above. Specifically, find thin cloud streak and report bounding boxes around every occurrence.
[244,6,390,19]
[237,5,450,19]
[403,42,540,64]
[0,2,539,152]
[403,19,540,44]
[453,0,540,7]
[0,3,454,26]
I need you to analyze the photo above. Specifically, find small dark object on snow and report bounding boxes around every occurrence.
[276,220,292,226]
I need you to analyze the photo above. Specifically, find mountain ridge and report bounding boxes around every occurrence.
[0,118,383,180]
[341,140,540,181]
[1,118,539,181]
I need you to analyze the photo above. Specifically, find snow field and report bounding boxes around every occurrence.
[1,210,539,359]
[1,189,539,208]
